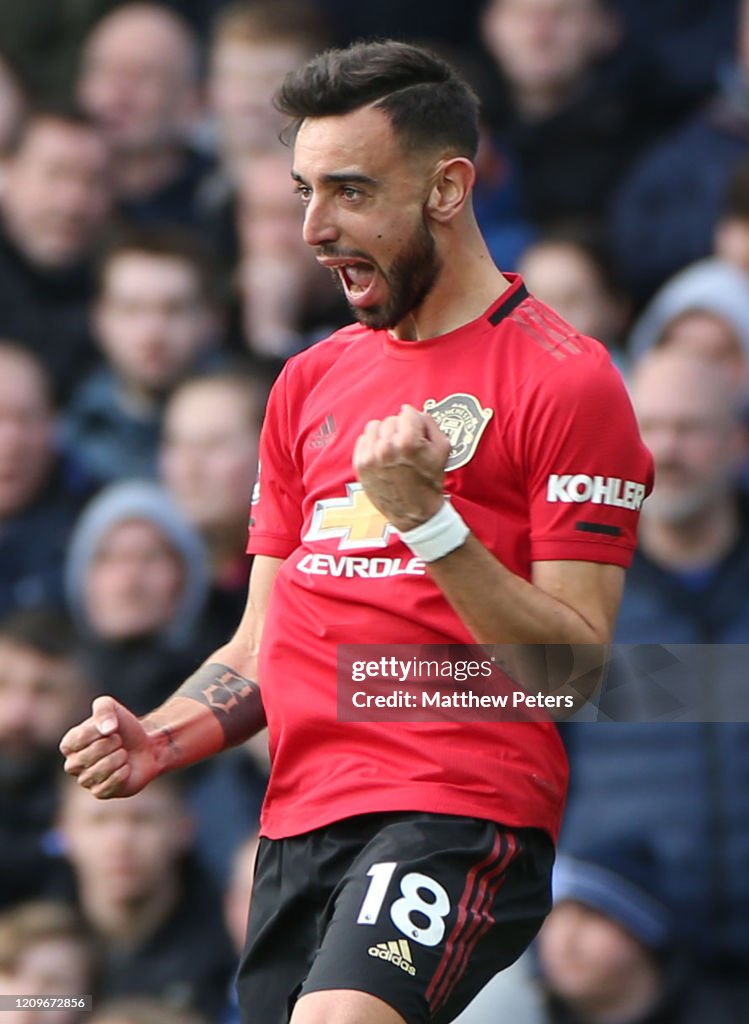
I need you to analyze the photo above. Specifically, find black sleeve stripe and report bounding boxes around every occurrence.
[575,521,622,537]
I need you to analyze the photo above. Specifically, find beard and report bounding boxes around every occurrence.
[642,462,732,524]
[327,213,442,331]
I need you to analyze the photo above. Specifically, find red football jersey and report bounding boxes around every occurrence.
[247,276,653,841]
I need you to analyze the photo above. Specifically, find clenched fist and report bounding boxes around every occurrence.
[59,695,160,799]
[353,404,451,531]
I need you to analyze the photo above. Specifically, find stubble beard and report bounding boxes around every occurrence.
[340,215,443,331]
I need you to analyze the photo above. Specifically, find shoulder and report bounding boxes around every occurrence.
[65,368,123,415]
[275,322,375,391]
[503,293,625,402]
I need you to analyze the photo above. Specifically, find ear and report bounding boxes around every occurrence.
[425,157,476,224]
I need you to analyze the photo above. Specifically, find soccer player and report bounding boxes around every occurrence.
[61,41,653,1024]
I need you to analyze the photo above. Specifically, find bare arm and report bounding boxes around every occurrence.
[424,543,623,645]
[425,547,621,711]
[60,555,283,797]
[354,406,623,708]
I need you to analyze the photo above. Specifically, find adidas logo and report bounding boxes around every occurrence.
[367,939,416,976]
[309,414,336,449]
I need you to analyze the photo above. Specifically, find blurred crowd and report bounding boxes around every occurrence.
[1,1,749,1022]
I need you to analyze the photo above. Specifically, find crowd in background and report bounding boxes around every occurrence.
[1,1,749,1022]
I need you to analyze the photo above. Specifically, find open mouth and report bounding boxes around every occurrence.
[318,257,379,307]
[340,262,376,298]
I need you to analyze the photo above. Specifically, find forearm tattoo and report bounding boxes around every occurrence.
[177,662,266,746]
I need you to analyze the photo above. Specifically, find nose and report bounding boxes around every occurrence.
[302,194,339,247]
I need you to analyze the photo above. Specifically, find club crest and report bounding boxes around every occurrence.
[423,393,494,471]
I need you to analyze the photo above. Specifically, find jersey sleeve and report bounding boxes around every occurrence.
[246,364,305,559]
[517,353,654,567]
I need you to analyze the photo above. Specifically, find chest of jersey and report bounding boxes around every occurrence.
[290,335,531,576]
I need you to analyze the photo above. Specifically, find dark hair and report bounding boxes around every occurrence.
[4,104,102,158]
[529,221,626,296]
[170,364,270,433]
[0,608,82,661]
[0,901,95,976]
[212,0,328,54]
[275,39,480,159]
[97,225,221,309]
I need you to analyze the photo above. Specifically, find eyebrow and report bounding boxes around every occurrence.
[291,170,379,187]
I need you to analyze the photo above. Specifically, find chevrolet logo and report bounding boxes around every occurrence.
[304,483,395,550]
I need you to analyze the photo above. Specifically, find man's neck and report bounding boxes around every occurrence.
[80,874,181,948]
[639,498,739,572]
[391,219,510,341]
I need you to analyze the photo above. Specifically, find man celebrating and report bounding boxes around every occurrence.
[62,41,652,1024]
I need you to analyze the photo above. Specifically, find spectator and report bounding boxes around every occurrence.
[454,838,720,1024]
[0,610,91,909]
[0,901,95,1024]
[64,480,210,715]
[63,228,221,489]
[0,1,119,102]
[206,0,328,178]
[534,847,705,1023]
[57,774,236,1019]
[78,3,211,229]
[64,476,262,882]
[0,343,86,617]
[478,0,662,227]
[619,352,748,626]
[231,150,345,360]
[610,0,749,300]
[562,353,749,1017]
[160,369,266,646]
[468,843,722,1024]
[0,109,112,402]
[518,228,629,362]
[627,259,749,389]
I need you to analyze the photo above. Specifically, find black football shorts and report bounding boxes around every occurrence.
[236,811,554,1024]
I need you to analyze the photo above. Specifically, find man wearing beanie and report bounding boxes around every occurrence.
[455,841,728,1024]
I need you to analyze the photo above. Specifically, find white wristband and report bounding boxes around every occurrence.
[399,501,470,563]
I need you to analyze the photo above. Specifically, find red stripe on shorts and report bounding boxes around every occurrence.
[432,833,519,1013]
[426,828,518,1013]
